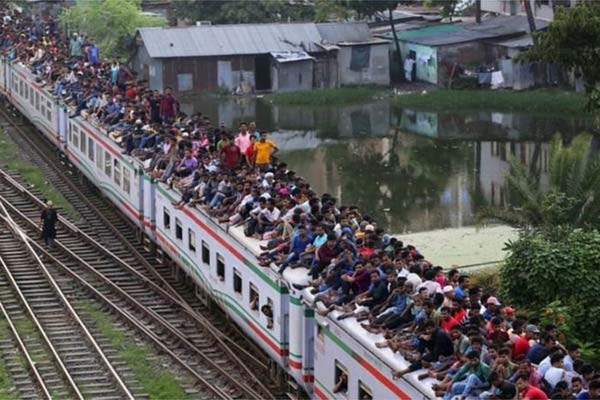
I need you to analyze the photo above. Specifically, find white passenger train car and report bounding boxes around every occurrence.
[0,57,437,399]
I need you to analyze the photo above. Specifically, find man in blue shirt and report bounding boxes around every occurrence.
[454,275,470,301]
[278,225,313,274]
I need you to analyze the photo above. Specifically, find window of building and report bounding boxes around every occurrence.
[249,283,259,312]
[122,167,130,195]
[177,73,193,92]
[163,207,171,230]
[188,229,196,252]
[95,143,103,170]
[233,269,242,294]
[216,254,225,281]
[113,158,121,186]
[88,137,94,161]
[201,241,210,265]
[175,218,183,240]
[80,131,87,154]
[333,361,349,395]
[104,151,112,177]
[358,381,373,400]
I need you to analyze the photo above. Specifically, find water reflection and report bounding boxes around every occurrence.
[180,94,593,233]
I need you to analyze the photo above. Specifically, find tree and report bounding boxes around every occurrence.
[523,2,600,116]
[343,1,403,78]
[424,0,460,21]
[60,0,165,60]
[314,0,351,22]
[478,133,600,230]
[173,0,315,25]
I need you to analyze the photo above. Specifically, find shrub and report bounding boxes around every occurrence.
[501,229,600,342]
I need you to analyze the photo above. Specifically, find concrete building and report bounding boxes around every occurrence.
[381,16,549,87]
[133,22,389,94]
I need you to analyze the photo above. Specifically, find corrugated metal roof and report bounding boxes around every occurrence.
[270,51,314,63]
[494,34,534,49]
[138,23,323,58]
[388,16,548,47]
[316,22,372,44]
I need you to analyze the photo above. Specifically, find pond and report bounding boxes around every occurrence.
[180,94,595,265]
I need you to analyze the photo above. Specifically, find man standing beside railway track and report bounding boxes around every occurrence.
[40,200,58,248]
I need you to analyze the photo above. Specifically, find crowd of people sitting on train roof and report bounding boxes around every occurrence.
[3,8,600,400]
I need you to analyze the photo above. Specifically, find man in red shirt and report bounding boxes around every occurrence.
[439,306,460,332]
[513,324,539,360]
[516,374,548,399]
[159,87,178,124]
[219,137,241,169]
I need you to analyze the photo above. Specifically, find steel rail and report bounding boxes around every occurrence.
[0,204,135,400]
[0,167,272,385]
[0,105,271,373]
[0,215,234,400]
[0,299,52,400]
[0,189,269,400]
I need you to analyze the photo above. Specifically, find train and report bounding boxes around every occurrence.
[0,58,436,400]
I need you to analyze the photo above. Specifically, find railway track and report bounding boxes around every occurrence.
[0,103,273,380]
[0,162,275,399]
[0,202,138,400]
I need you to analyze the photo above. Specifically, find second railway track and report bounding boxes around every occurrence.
[0,105,278,398]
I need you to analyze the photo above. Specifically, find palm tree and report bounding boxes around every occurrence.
[478,133,600,230]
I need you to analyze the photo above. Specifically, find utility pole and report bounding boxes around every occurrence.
[475,0,481,23]
[524,0,537,33]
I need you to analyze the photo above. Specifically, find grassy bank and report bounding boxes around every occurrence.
[81,302,189,400]
[394,89,588,114]
[0,129,77,218]
[268,86,386,106]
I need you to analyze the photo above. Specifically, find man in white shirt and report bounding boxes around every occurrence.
[257,199,280,235]
[544,353,566,390]
[416,269,443,297]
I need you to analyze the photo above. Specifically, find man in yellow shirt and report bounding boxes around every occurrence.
[254,132,278,171]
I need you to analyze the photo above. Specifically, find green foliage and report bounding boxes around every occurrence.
[424,0,459,20]
[268,86,385,106]
[314,0,351,22]
[393,89,588,114]
[469,268,501,296]
[174,0,315,24]
[501,229,600,354]
[60,0,165,60]
[523,2,600,115]
[478,133,600,230]
[341,0,399,17]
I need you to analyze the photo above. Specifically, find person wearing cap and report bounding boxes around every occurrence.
[483,296,501,321]
[513,324,539,360]
[442,285,455,307]
[70,32,82,58]
[40,200,58,248]
[444,350,490,400]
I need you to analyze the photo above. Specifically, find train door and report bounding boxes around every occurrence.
[58,105,68,152]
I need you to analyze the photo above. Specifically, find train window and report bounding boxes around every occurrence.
[216,254,225,281]
[35,92,39,111]
[175,218,183,240]
[188,229,196,252]
[24,84,28,100]
[88,137,94,161]
[95,143,103,170]
[163,208,171,230]
[80,131,87,154]
[104,151,112,177]
[249,284,259,312]
[41,104,46,120]
[46,108,52,122]
[358,381,373,400]
[113,159,121,186]
[333,361,348,395]
[263,298,274,330]
[28,87,33,104]
[19,80,23,97]
[201,241,210,265]
[72,129,79,149]
[122,168,130,195]
[317,324,324,342]
[233,269,242,294]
